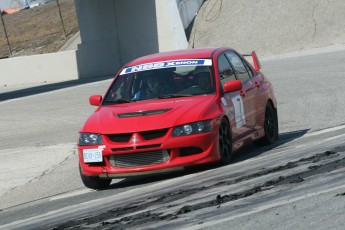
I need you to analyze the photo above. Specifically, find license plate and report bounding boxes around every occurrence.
[83,149,103,163]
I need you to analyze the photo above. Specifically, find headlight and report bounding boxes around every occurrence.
[78,133,103,145]
[172,120,212,137]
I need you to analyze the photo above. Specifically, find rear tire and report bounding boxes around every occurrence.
[257,102,278,145]
[79,165,112,190]
[218,119,233,165]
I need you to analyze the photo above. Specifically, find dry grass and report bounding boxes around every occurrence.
[0,0,79,58]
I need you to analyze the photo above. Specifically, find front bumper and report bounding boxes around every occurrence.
[78,131,220,178]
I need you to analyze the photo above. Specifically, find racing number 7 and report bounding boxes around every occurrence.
[231,95,245,128]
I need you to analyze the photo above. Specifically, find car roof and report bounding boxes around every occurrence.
[127,47,232,66]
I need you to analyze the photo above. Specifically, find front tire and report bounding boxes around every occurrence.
[219,119,233,165]
[79,165,112,190]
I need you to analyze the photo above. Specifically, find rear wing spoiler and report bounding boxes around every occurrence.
[242,51,261,71]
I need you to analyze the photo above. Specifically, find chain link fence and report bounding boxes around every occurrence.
[0,0,79,59]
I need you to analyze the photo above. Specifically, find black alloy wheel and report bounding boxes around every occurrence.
[260,102,278,145]
[219,120,233,165]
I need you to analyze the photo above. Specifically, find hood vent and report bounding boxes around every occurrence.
[117,108,172,118]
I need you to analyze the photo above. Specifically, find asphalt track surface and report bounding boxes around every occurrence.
[0,46,345,229]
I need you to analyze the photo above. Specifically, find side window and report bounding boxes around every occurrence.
[105,74,139,101]
[218,54,236,88]
[225,52,251,83]
[245,63,253,77]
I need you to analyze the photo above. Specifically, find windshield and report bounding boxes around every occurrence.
[103,59,215,104]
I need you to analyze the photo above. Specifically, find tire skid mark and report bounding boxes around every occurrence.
[50,148,345,230]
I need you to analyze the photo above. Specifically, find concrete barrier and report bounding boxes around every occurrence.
[0,50,78,86]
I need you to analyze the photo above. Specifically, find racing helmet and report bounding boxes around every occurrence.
[145,72,161,93]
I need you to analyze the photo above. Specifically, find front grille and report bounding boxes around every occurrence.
[136,144,161,150]
[107,129,168,143]
[108,150,170,168]
[107,133,132,142]
[111,147,134,152]
[141,129,168,140]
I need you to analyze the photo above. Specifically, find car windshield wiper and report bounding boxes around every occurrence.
[158,94,193,99]
[103,99,132,104]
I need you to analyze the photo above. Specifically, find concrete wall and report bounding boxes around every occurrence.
[75,0,189,79]
[0,50,78,86]
[75,0,122,78]
[190,0,345,56]
[75,0,161,78]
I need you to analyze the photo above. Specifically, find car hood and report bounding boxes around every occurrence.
[81,95,217,134]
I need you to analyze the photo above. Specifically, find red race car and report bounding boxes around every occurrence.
[78,47,278,189]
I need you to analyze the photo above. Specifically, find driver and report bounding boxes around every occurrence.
[146,74,161,97]
[133,72,164,100]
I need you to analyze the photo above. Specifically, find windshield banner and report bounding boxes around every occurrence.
[120,59,212,75]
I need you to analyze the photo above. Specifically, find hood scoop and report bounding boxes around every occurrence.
[116,108,172,118]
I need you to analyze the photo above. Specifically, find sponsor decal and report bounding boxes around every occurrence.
[221,97,228,106]
[231,95,245,128]
[120,59,212,75]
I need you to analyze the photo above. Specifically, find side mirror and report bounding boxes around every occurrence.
[89,95,102,106]
[223,80,242,93]
[251,51,261,71]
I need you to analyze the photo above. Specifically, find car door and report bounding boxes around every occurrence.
[242,56,267,131]
[225,51,257,134]
[217,53,249,142]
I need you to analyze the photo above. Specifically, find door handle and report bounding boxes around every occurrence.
[240,90,245,97]
[255,81,260,88]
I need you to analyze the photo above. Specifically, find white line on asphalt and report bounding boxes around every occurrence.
[324,133,345,142]
[304,124,345,137]
[49,189,93,201]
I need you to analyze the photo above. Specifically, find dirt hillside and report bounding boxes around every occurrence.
[0,0,79,58]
